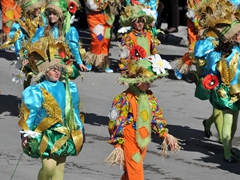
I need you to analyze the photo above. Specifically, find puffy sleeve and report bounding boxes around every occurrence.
[31,26,45,43]
[9,22,25,57]
[150,94,169,138]
[65,27,83,65]
[108,92,131,146]
[69,82,84,133]
[194,37,216,59]
[21,86,43,130]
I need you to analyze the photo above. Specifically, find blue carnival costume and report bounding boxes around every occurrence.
[32,25,83,65]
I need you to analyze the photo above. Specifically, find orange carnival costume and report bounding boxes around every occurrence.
[84,0,122,72]
[105,50,181,180]
[173,0,201,79]
[0,0,21,41]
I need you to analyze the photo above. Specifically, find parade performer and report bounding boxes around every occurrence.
[118,5,159,73]
[0,0,48,89]
[84,0,122,72]
[32,0,88,72]
[193,0,240,163]
[105,49,181,179]
[18,36,85,180]
[173,0,201,80]
[0,0,21,45]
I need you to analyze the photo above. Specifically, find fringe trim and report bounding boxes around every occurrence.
[104,147,124,169]
[158,134,183,158]
[84,52,110,68]
[174,58,191,74]
[108,0,122,15]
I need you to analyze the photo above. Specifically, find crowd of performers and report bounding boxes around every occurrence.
[0,0,240,179]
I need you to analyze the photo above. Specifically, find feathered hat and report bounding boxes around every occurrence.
[194,0,240,42]
[119,5,155,27]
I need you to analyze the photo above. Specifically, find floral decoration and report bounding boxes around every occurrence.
[129,45,147,59]
[12,70,26,84]
[68,2,77,14]
[202,74,219,90]
[148,54,172,74]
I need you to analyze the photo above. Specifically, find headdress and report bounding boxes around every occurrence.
[18,0,44,13]
[118,48,172,85]
[193,0,240,42]
[119,5,155,27]
[19,35,80,81]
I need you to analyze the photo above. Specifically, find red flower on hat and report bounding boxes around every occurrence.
[202,74,219,90]
[68,2,77,14]
[130,0,141,5]
[59,51,66,58]
[129,45,147,60]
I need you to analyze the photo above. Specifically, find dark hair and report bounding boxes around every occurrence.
[215,32,239,55]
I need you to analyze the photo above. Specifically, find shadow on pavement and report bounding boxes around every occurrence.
[84,113,109,126]
[0,94,21,117]
[0,50,16,61]
[151,124,240,175]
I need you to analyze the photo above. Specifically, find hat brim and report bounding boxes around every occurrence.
[118,71,168,85]
[120,14,155,27]
[24,1,43,13]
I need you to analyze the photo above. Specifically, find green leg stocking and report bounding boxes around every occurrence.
[222,109,236,159]
[213,108,223,143]
[37,157,66,180]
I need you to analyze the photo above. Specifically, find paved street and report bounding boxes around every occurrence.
[1,20,240,179]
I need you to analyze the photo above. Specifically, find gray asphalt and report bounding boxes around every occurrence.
[0,19,240,179]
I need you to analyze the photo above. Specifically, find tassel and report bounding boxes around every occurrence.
[159,134,182,158]
[104,147,124,169]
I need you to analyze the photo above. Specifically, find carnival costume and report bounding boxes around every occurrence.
[105,48,180,179]
[193,0,240,162]
[118,5,159,72]
[0,0,21,38]
[18,34,84,159]
[84,0,122,72]
[31,0,86,72]
[0,0,48,57]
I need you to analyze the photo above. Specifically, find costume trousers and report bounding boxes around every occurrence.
[87,12,112,55]
[181,20,198,67]
[121,124,147,180]
[162,0,179,28]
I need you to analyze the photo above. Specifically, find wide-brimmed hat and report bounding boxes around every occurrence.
[20,0,44,13]
[119,5,155,27]
[118,53,172,85]
[45,0,68,20]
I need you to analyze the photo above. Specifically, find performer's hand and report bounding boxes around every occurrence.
[22,136,28,147]
[79,64,88,72]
